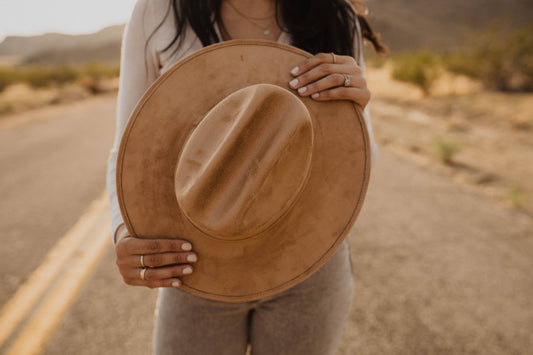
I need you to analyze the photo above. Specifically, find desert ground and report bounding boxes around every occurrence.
[366,64,533,216]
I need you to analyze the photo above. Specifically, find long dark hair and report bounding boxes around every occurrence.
[158,0,387,58]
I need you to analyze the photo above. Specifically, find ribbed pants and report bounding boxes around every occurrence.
[153,241,354,355]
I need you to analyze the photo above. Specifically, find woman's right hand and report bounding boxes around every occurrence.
[114,224,197,288]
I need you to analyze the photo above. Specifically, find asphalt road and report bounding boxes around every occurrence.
[0,96,116,308]
[1,96,532,354]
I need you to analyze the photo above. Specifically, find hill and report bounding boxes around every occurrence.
[366,0,533,52]
[22,41,122,66]
[0,25,124,66]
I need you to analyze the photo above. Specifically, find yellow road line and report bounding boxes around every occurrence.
[0,191,109,350]
[5,217,111,355]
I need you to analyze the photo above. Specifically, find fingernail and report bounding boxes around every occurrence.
[183,266,193,275]
[290,66,299,75]
[298,87,307,94]
[172,281,181,287]
[312,93,320,99]
[289,78,298,88]
[182,242,192,251]
[187,254,197,262]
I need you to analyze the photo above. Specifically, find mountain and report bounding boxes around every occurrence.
[0,0,531,66]
[365,0,533,52]
[22,40,122,66]
[0,25,124,66]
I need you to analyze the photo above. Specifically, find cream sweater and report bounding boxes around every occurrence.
[106,0,379,237]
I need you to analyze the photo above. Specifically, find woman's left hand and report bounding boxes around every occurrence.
[288,52,371,109]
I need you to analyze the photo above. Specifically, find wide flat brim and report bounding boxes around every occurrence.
[117,40,371,302]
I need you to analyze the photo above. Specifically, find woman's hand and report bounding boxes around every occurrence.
[114,224,197,289]
[289,52,371,108]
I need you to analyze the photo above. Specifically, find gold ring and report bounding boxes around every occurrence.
[140,267,148,281]
[140,254,145,268]
[331,52,336,64]
[343,73,351,87]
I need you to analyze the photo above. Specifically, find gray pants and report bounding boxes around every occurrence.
[153,241,354,355]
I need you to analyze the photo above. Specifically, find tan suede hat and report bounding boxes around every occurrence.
[117,40,371,302]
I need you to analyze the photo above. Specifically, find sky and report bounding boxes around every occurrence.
[0,0,138,42]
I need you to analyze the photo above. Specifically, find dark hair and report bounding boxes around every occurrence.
[158,0,387,58]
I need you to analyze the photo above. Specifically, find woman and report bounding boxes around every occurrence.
[107,0,386,354]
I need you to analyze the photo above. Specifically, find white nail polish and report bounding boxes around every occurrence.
[182,242,192,251]
[298,87,307,94]
[291,66,299,75]
[172,281,181,287]
[289,78,298,88]
[187,254,197,262]
[183,266,193,275]
[312,93,320,99]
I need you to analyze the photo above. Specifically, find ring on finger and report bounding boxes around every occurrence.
[140,267,148,281]
[330,52,336,64]
[140,254,145,268]
[343,73,351,87]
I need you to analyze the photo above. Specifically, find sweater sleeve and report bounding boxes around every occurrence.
[106,0,160,239]
[355,15,380,169]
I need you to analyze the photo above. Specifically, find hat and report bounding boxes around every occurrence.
[117,40,371,302]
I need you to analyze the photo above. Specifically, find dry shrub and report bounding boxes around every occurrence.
[0,62,119,93]
[444,23,533,92]
[0,69,15,93]
[432,139,461,165]
[78,62,120,94]
[22,65,79,88]
[81,62,120,79]
[506,186,528,208]
[0,101,14,115]
[391,50,440,95]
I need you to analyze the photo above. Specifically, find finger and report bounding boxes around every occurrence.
[290,62,361,92]
[125,278,182,289]
[293,73,344,97]
[310,86,371,107]
[124,265,194,281]
[118,252,198,268]
[295,73,367,97]
[290,52,355,77]
[115,237,193,256]
[289,62,349,89]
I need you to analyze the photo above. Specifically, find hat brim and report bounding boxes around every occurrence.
[117,40,371,302]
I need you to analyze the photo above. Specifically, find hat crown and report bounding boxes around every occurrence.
[175,84,313,241]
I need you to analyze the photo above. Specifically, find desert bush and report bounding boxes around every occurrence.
[81,62,120,79]
[444,23,533,92]
[391,50,440,95]
[78,62,120,94]
[432,139,461,165]
[21,65,79,88]
[0,101,14,115]
[0,62,119,93]
[0,68,15,93]
[506,186,528,208]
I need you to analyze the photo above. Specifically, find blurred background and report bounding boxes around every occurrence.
[0,0,531,354]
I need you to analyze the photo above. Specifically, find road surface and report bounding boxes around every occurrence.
[0,96,531,354]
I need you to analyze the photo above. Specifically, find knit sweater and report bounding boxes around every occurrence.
[106,0,379,237]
